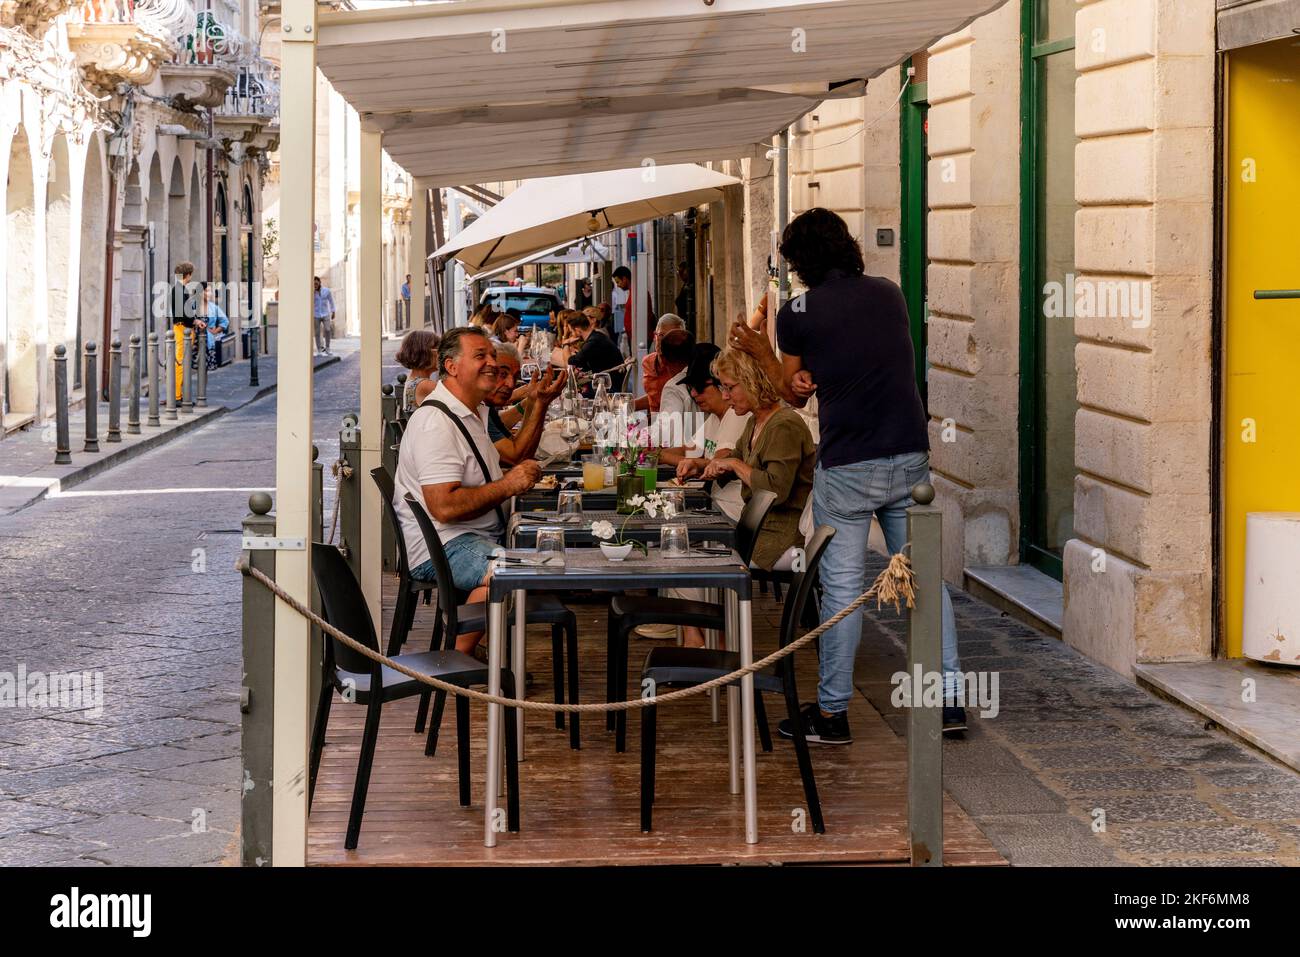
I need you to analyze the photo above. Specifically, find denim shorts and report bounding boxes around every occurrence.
[409,533,498,594]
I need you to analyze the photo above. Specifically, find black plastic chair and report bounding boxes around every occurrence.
[306,543,520,849]
[401,492,582,750]
[638,525,835,834]
[605,488,778,752]
[370,466,435,657]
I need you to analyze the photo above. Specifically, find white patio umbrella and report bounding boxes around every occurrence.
[432,164,740,273]
[467,237,612,283]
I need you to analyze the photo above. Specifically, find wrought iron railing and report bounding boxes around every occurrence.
[172,7,243,66]
[218,58,280,117]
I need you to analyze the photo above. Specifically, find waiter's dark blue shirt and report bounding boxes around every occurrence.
[775,269,928,469]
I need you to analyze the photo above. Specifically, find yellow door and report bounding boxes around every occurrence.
[1224,38,1300,658]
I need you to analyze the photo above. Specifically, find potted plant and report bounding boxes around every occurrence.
[592,492,677,561]
[615,421,659,508]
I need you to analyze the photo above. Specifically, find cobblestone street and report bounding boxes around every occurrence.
[0,347,361,866]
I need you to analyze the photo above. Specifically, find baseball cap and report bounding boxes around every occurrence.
[681,342,722,393]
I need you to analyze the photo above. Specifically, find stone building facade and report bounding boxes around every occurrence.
[0,0,277,434]
[774,0,1298,680]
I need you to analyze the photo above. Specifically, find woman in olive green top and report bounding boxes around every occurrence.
[702,348,815,571]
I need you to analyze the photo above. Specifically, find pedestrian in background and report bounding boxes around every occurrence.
[170,261,199,402]
[313,276,336,356]
[192,282,229,371]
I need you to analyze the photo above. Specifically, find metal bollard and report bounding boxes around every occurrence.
[164,327,177,420]
[83,341,99,453]
[394,373,407,422]
[147,332,160,427]
[339,414,361,584]
[106,339,122,443]
[240,492,276,867]
[127,335,141,434]
[248,323,260,388]
[196,326,208,408]
[906,481,943,867]
[380,384,397,572]
[53,345,71,464]
[180,328,194,414]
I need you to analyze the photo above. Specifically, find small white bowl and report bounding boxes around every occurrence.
[599,542,634,562]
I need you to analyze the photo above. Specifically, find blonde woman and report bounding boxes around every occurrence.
[672,347,814,648]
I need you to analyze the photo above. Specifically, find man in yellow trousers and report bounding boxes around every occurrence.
[170,262,201,403]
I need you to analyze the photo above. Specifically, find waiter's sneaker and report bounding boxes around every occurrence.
[943,706,967,735]
[778,702,852,745]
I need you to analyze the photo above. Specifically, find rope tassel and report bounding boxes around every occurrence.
[235,551,917,713]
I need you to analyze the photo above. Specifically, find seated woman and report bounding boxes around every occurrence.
[674,346,815,648]
[491,311,521,345]
[396,328,440,413]
[550,309,582,367]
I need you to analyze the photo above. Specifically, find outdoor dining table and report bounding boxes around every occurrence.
[482,547,759,848]
[507,508,736,548]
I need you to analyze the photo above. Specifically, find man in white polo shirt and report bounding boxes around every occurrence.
[393,326,540,653]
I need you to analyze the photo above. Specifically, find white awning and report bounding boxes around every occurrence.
[316,0,1006,187]
[434,164,740,272]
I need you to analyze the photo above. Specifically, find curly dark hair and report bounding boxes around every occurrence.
[395,329,440,372]
[778,208,864,288]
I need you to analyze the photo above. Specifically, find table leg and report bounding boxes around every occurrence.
[724,590,739,796]
[484,597,507,848]
[739,596,757,845]
[708,587,719,724]
[513,590,526,760]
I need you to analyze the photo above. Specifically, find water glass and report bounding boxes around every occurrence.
[535,526,566,563]
[557,489,583,519]
[660,486,686,516]
[659,523,689,559]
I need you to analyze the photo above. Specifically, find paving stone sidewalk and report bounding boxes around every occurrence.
[0,346,349,517]
[852,554,1300,866]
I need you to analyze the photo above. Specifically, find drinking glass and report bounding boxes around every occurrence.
[582,454,605,491]
[557,489,584,519]
[659,524,689,559]
[660,486,686,516]
[535,527,566,564]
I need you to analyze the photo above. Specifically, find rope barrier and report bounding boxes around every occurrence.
[326,458,353,546]
[235,551,916,713]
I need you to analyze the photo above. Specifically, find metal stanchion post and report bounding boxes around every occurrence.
[106,339,122,443]
[164,327,177,420]
[196,325,208,408]
[339,414,361,583]
[53,345,71,464]
[83,341,99,453]
[380,384,397,572]
[906,481,943,867]
[127,334,141,434]
[310,445,324,757]
[147,332,160,427]
[240,492,276,866]
[180,328,194,414]
[248,322,260,388]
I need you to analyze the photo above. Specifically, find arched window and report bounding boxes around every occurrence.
[214,179,229,299]
[240,183,255,315]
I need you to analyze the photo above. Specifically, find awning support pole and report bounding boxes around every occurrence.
[410,180,428,328]
[271,0,317,868]
[359,129,384,628]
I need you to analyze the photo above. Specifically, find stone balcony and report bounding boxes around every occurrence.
[0,0,80,30]
[213,57,278,148]
[65,1,177,91]
[158,60,235,109]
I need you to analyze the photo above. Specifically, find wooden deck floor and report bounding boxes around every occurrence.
[307,578,1004,866]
